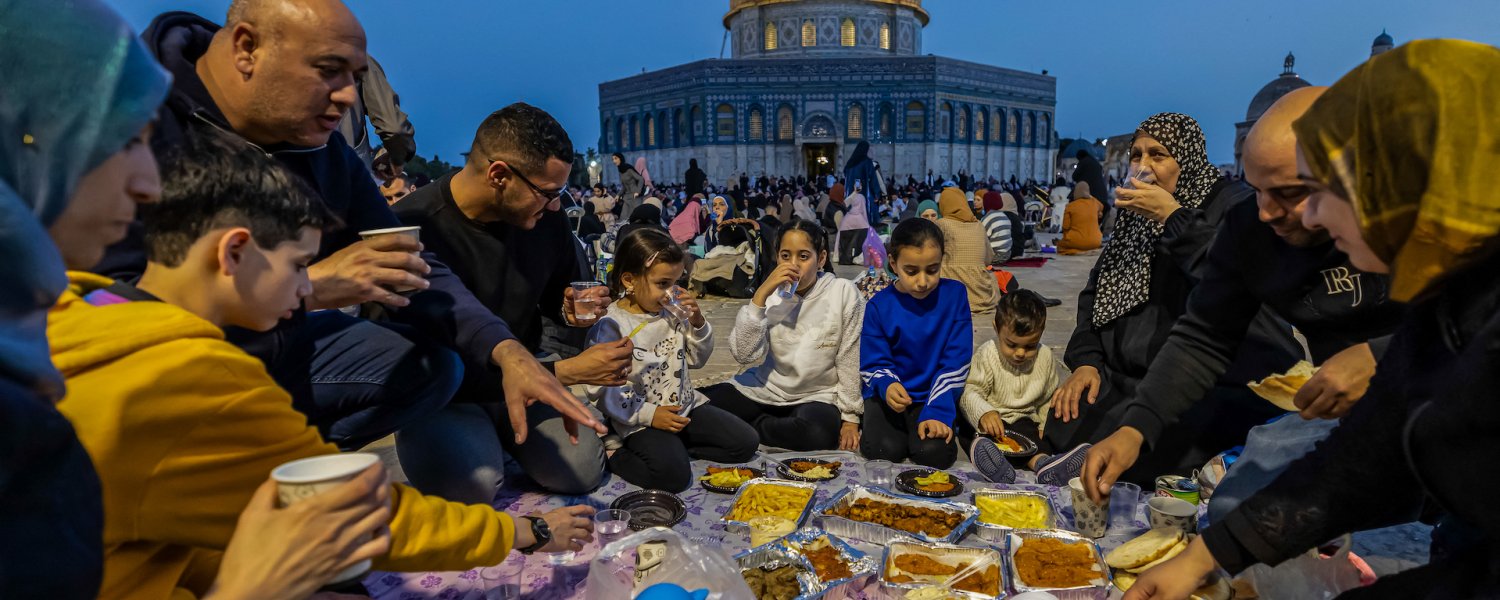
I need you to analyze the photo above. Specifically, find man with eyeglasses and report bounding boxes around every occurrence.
[394,103,630,499]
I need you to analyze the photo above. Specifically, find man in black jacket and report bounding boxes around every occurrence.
[394,104,632,500]
[1077,88,1404,505]
[684,158,707,198]
[96,0,603,476]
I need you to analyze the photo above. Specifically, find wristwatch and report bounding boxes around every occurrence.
[518,516,551,555]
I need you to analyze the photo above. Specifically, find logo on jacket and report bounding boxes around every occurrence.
[1321,266,1363,307]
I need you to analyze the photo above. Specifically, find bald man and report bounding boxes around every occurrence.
[1077,87,1406,506]
[97,0,605,489]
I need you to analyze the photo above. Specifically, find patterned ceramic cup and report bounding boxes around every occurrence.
[1147,496,1199,535]
[1069,476,1109,538]
[271,453,383,583]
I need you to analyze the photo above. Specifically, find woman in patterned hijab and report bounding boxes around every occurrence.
[1092,112,1224,326]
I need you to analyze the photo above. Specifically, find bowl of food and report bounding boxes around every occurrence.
[610,489,687,531]
[699,465,765,494]
[777,458,842,482]
[722,479,818,534]
[895,468,965,498]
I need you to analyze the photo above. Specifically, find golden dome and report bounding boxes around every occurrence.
[724,0,929,28]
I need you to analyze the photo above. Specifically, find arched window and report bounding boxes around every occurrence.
[764,21,777,50]
[630,116,640,149]
[646,115,656,147]
[802,20,816,47]
[690,105,703,144]
[991,108,1002,142]
[905,101,925,137]
[777,106,794,141]
[975,110,986,142]
[603,119,612,151]
[1021,112,1033,145]
[879,23,891,50]
[748,107,764,140]
[939,102,952,140]
[673,109,684,146]
[841,18,855,47]
[956,106,969,141]
[716,104,735,140]
[847,103,864,139]
[1006,111,1018,143]
[878,103,893,139]
[618,119,628,151]
[1039,113,1051,146]
[658,111,668,147]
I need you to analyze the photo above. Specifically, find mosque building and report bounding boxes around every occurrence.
[596,0,1059,187]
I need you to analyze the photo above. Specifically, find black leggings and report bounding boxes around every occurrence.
[859,397,957,469]
[608,404,759,492]
[837,228,867,265]
[701,383,842,451]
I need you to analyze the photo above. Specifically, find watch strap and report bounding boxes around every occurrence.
[518,516,550,555]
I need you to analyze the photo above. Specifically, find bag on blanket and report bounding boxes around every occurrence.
[586,528,754,600]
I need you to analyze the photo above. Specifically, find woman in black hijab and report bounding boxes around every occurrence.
[843,140,878,220]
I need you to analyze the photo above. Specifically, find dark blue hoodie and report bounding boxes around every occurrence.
[96,12,514,375]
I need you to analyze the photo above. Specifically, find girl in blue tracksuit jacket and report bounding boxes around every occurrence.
[860,218,973,468]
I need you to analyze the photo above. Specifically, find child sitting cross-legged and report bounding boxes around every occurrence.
[964,290,1088,485]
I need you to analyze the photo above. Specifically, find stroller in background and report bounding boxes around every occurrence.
[689,219,778,299]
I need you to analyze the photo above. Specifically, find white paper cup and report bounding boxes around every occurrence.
[1068,476,1109,538]
[358,226,422,293]
[271,453,383,583]
[1147,496,1198,535]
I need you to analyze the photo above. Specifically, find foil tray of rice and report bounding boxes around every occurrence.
[721,478,819,534]
[971,487,1058,544]
[879,539,1006,600]
[1007,529,1111,600]
[779,528,878,592]
[736,541,822,600]
[814,485,978,546]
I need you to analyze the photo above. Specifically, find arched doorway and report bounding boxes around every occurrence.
[801,114,838,179]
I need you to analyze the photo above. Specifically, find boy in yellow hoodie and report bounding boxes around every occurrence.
[49,131,595,600]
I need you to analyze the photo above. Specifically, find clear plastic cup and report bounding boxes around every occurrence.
[865,459,894,487]
[660,287,693,325]
[1107,482,1142,533]
[571,281,603,323]
[594,509,632,548]
[480,556,525,600]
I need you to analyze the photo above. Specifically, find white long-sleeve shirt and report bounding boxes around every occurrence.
[585,306,713,438]
[727,273,865,423]
[959,340,1062,427]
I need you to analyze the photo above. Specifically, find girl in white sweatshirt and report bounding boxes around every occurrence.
[586,229,759,492]
[701,219,865,451]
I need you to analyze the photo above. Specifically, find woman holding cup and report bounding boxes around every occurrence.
[1126,40,1500,599]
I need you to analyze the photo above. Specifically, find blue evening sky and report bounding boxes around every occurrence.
[114,0,1498,166]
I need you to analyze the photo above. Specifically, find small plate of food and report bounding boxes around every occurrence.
[990,431,1038,457]
[699,466,765,494]
[895,468,965,498]
[777,458,842,482]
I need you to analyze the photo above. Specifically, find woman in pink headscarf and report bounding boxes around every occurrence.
[634,157,653,193]
[670,194,706,245]
[836,189,870,265]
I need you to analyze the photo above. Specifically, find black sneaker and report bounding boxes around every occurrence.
[969,437,1016,484]
[1036,443,1091,487]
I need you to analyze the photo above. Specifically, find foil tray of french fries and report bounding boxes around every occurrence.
[721,478,819,534]
[970,487,1058,543]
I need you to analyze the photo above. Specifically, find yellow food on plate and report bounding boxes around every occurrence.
[726,483,815,522]
[798,465,834,479]
[914,471,951,486]
[975,494,1051,529]
[1248,360,1316,412]
[699,467,756,489]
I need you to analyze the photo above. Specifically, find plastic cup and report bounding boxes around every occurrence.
[595,509,632,548]
[358,226,422,292]
[866,459,894,488]
[1147,496,1199,535]
[1107,482,1142,533]
[571,281,604,323]
[270,453,383,583]
[1068,476,1109,538]
[748,515,797,547]
[480,556,525,600]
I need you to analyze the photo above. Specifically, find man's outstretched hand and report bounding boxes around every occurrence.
[491,339,607,444]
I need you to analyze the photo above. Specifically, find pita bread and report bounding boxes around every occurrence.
[1105,528,1184,569]
[1125,540,1187,573]
[1248,360,1317,412]
[1113,569,1232,600]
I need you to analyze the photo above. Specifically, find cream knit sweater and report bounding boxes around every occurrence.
[959,340,1062,427]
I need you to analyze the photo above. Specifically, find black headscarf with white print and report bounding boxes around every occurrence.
[1091,112,1222,327]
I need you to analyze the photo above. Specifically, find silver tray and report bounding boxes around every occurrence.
[879,539,1007,600]
[970,488,1058,543]
[814,485,979,546]
[721,478,819,535]
[1006,529,1111,600]
[780,528,878,592]
[736,542,822,600]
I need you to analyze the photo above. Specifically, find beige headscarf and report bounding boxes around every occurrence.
[1073,181,1093,200]
[939,187,976,223]
[1294,39,1500,302]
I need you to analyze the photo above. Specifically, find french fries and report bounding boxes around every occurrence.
[727,483,815,522]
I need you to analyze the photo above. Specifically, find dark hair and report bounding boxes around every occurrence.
[887,217,944,263]
[780,218,828,256]
[144,130,335,267]
[996,289,1048,337]
[610,228,685,297]
[1075,149,1089,160]
[469,102,574,173]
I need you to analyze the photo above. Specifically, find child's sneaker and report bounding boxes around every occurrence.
[969,437,1016,484]
[1036,443,1091,487]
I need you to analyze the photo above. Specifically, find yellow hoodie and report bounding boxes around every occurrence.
[50,273,515,600]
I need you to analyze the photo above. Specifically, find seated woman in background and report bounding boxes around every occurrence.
[1057,181,1105,255]
[936,186,1001,314]
[701,220,865,451]
[918,199,940,221]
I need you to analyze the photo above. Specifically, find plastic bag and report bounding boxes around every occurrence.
[1242,534,1366,599]
[585,527,754,600]
[861,227,888,271]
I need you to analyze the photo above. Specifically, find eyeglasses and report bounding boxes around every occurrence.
[490,159,573,209]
